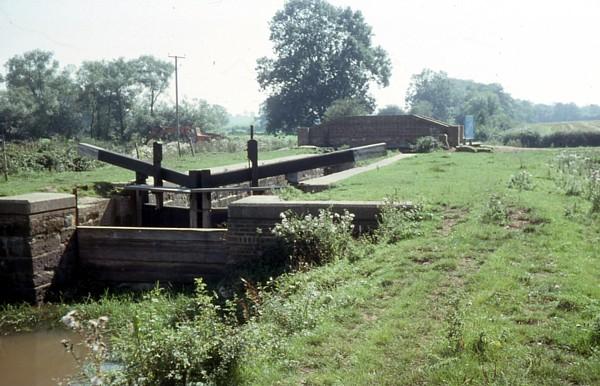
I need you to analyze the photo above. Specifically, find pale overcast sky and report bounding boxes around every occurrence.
[1,0,599,115]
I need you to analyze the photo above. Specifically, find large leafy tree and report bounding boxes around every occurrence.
[3,50,78,137]
[323,97,370,123]
[78,56,173,140]
[405,69,456,121]
[77,59,138,140]
[132,56,174,116]
[257,0,391,132]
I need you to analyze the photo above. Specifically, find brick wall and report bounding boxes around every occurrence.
[0,193,77,303]
[304,115,463,148]
[226,196,411,265]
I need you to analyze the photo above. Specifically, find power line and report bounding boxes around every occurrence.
[168,54,185,157]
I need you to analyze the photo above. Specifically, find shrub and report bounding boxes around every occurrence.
[110,281,242,385]
[444,296,465,354]
[1,138,100,175]
[502,130,600,148]
[542,131,600,148]
[415,136,439,153]
[507,170,534,191]
[271,209,355,268]
[502,130,541,147]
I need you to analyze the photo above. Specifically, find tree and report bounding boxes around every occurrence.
[132,56,174,116]
[77,58,141,140]
[0,89,34,139]
[323,97,370,122]
[257,0,391,133]
[405,69,455,121]
[4,50,72,137]
[377,104,405,116]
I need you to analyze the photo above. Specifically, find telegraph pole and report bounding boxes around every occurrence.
[169,54,185,157]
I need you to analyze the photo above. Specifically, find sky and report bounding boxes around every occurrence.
[1,0,599,115]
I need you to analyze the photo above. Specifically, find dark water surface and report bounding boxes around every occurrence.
[0,329,81,386]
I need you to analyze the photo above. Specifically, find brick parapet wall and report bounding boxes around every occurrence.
[305,115,463,148]
[0,193,76,303]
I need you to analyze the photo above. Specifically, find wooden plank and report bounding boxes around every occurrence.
[80,261,226,283]
[210,148,356,186]
[123,185,283,193]
[77,226,226,242]
[80,142,384,189]
[78,143,190,186]
[79,247,229,264]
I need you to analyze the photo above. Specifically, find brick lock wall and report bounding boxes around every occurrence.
[0,193,77,303]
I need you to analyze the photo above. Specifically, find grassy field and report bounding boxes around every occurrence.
[2,148,600,384]
[506,120,600,136]
[240,149,600,385]
[0,147,310,197]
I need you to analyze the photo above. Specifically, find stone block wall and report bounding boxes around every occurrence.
[0,193,76,303]
[77,195,136,226]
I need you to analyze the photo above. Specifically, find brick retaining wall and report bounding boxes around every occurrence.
[0,193,77,303]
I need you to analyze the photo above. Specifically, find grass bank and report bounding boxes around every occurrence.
[0,146,309,197]
[247,149,600,384]
[2,149,600,385]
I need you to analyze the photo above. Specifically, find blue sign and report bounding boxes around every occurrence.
[464,115,475,140]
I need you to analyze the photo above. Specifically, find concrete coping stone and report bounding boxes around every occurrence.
[0,193,76,215]
[228,195,414,219]
[230,195,385,207]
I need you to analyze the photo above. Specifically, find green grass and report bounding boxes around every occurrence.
[239,149,600,385]
[0,148,311,197]
[3,149,600,384]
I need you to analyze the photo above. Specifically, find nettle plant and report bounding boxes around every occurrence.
[552,152,600,213]
[481,194,509,225]
[272,209,355,268]
[507,170,534,191]
[375,197,427,243]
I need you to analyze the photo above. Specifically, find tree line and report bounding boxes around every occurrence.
[257,0,599,136]
[2,0,597,141]
[404,69,600,139]
[0,50,229,141]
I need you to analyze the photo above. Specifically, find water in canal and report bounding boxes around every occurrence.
[0,329,82,386]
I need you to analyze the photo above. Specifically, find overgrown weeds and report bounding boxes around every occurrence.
[552,151,600,213]
[374,197,429,243]
[508,170,534,191]
[271,209,355,268]
[97,281,242,385]
[480,194,509,225]
[415,136,440,153]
